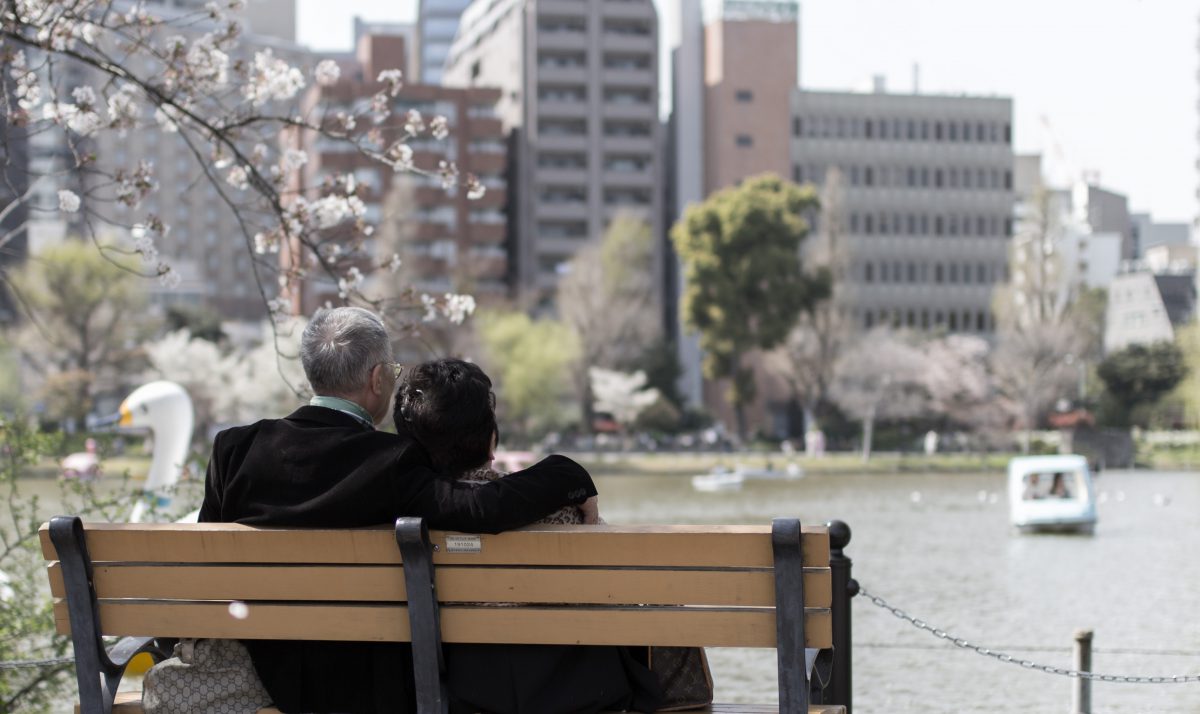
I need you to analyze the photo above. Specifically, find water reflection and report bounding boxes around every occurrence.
[598,469,1200,713]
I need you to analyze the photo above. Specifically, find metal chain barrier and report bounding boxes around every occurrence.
[0,656,72,670]
[857,585,1200,684]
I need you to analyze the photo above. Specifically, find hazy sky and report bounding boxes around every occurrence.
[297,0,1197,224]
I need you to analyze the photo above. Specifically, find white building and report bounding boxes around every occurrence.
[1105,271,1195,353]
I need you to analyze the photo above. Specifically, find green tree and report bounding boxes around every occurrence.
[1097,341,1188,427]
[478,311,580,441]
[670,174,829,439]
[1165,323,1200,428]
[9,242,149,423]
[558,214,660,431]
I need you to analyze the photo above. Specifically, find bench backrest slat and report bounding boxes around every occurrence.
[51,601,833,649]
[47,563,831,608]
[40,523,830,567]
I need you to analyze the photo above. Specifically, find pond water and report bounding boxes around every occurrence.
[597,469,1200,713]
[18,468,1200,713]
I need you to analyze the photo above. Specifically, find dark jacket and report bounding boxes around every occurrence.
[199,405,599,713]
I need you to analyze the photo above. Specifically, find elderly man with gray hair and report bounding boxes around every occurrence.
[196,306,601,714]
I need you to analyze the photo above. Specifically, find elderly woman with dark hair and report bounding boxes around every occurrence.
[394,359,661,714]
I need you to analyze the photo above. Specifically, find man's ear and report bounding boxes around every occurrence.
[371,363,387,395]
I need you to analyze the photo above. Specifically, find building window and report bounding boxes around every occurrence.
[948,123,957,141]
[736,134,753,147]
[849,213,859,232]
[921,310,930,328]
[864,214,874,235]
[793,165,802,182]
[793,117,802,136]
[864,262,874,282]
[864,167,874,186]
[908,263,917,282]
[935,169,943,188]
[935,264,944,283]
[865,312,874,328]
[735,89,753,102]
[935,122,943,140]
[880,262,888,283]
[1004,123,1012,143]
[948,312,958,330]
[977,312,987,331]
[864,119,873,139]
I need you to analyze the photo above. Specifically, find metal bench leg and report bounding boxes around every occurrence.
[772,517,808,714]
[396,517,448,714]
[50,515,111,714]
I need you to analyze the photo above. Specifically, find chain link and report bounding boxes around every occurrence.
[857,585,1200,684]
[0,656,72,670]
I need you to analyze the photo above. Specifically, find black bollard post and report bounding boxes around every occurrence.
[826,520,858,713]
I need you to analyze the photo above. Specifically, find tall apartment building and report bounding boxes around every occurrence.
[443,0,664,313]
[791,88,1015,332]
[294,32,509,314]
[417,0,474,84]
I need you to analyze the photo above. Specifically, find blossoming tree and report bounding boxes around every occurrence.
[0,0,481,332]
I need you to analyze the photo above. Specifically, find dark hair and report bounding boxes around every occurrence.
[393,359,497,474]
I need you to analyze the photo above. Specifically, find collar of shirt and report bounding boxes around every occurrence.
[309,396,375,429]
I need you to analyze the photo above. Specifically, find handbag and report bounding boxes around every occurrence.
[646,646,714,711]
[142,639,273,714]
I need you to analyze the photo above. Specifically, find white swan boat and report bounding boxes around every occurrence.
[1008,454,1097,535]
[691,462,804,492]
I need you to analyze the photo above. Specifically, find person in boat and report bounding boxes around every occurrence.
[144,307,601,714]
[1049,472,1072,499]
[393,359,661,713]
[1022,473,1043,500]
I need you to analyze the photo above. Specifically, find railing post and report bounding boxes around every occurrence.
[1073,629,1093,713]
[826,519,858,714]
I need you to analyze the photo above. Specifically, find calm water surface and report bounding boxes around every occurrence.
[19,469,1199,713]
[597,469,1200,713]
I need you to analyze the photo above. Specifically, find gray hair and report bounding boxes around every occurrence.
[300,307,391,396]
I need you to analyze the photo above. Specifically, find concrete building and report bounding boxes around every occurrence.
[417,0,474,84]
[1132,213,1190,256]
[790,87,1015,332]
[443,0,664,312]
[294,32,509,314]
[1072,182,1134,261]
[1105,271,1196,353]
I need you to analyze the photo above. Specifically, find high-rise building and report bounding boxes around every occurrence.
[443,0,664,313]
[417,0,474,84]
[292,32,509,315]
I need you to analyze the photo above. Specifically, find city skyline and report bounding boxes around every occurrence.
[296,0,1196,224]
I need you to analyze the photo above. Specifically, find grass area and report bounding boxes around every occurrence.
[571,450,1014,476]
[1139,444,1200,471]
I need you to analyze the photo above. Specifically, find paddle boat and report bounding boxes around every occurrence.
[113,381,196,522]
[1007,454,1097,535]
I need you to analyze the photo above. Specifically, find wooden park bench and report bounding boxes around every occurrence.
[41,516,847,714]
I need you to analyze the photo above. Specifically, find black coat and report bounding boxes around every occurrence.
[199,406,603,713]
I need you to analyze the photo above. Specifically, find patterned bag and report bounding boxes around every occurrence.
[142,639,273,714]
[647,646,714,711]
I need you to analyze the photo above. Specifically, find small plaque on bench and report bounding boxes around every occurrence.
[444,535,482,553]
